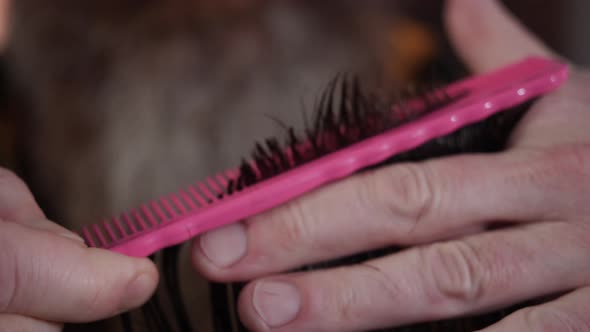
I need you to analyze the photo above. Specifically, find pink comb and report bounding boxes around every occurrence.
[79,57,568,257]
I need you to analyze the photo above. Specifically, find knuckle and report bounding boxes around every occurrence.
[333,277,362,323]
[537,145,590,188]
[265,201,316,253]
[508,145,590,219]
[420,241,484,310]
[552,144,590,172]
[359,262,401,304]
[360,163,435,233]
[334,263,401,323]
[521,306,590,332]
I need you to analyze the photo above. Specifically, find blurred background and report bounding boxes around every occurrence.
[1,0,588,223]
[1,0,589,222]
[0,1,588,331]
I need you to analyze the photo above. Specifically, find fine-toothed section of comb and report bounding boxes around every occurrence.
[117,214,135,239]
[188,184,209,206]
[160,197,179,219]
[112,216,127,240]
[225,75,460,195]
[81,215,116,249]
[122,212,139,234]
[215,173,228,186]
[81,226,97,247]
[198,181,218,202]
[102,219,118,244]
[178,189,198,210]
[83,168,244,249]
[169,193,188,214]
[141,203,159,227]
[91,223,108,247]
[131,209,149,230]
[82,199,165,249]
[150,200,170,224]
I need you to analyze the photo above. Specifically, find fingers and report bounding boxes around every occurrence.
[236,222,590,331]
[0,166,158,324]
[0,220,158,323]
[444,0,555,74]
[0,314,61,332]
[193,147,590,280]
[478,287,590,332]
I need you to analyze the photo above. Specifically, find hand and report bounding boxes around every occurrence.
[192,1,590,331]
[0,168,158,331]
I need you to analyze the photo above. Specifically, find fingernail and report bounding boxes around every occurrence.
[253,280,301,327]
[120,265,157,310]
[199,223,247,268]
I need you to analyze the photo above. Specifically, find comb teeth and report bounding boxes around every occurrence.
[169,193,187,214]
[179,190,198,210]
[198,181,218,202]
[225,169,237,179]
[112,216,127,238]
[122,212,138,233]
[159,198,178,219]
[188,185,208,206]
[80,172,242,249]
[81,227,97,247]
[151,200,170,223]
[92,224,107,247]
[81,219,117,248]
[224,169,239,195]
[141,204,159,227]
[132,209,148,230]
[102,219,117,243]
[207,177,222,193]
[215,173,228,187]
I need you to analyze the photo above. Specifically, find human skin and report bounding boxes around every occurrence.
[0,168,159,331]
[192,1,590,331]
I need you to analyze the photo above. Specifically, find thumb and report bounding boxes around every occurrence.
[0,167,158,322]
[444,0,556,73]
[0,220,158,322]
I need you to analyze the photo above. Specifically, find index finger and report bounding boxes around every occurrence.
[192,147,589,281]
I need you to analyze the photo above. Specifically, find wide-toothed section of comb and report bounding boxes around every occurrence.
[80,170,239,248]
[228,75,466,193]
